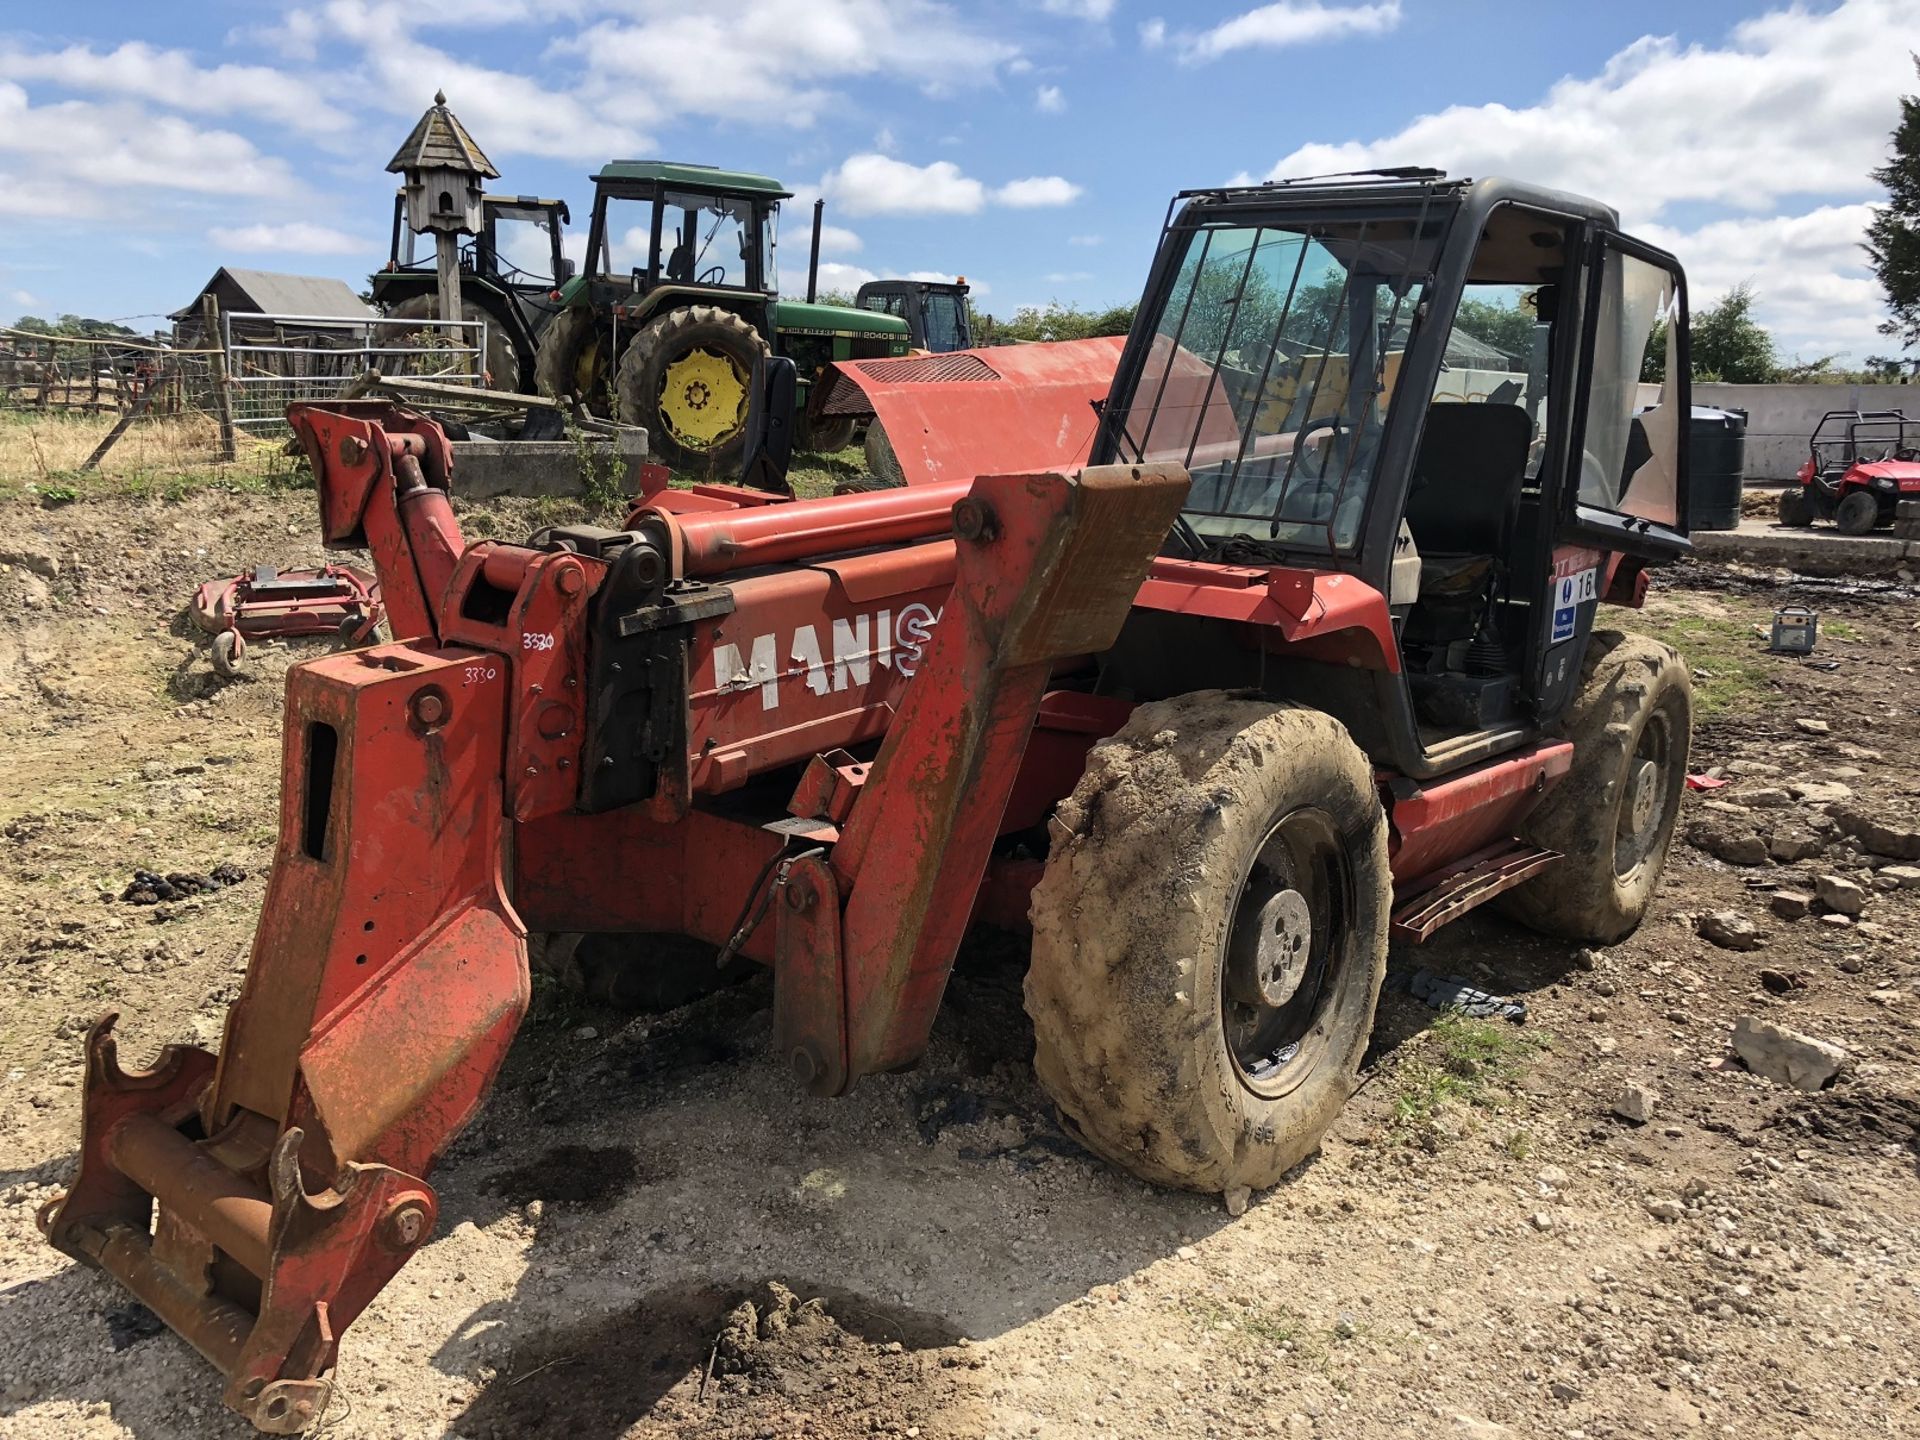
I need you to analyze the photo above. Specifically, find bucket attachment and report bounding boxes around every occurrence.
[40,640,528,1432]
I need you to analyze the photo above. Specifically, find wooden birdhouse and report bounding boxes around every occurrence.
[386,90,498,236]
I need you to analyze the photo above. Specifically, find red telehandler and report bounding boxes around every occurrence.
[42,170,1696,1431]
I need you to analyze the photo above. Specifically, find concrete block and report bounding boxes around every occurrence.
[450,428,648,500]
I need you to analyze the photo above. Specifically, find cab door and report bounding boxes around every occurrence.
[1533,233,1691,717]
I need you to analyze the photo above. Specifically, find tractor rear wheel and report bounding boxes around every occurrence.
[534,306,611,417]
[1834,489,1881,535]
[1496,632,1690,943]
[617,306,769,474]
[1026,694,1391,1195]
[862,421,908,488]
[383,293,521,393]
[1776,486,1816,528]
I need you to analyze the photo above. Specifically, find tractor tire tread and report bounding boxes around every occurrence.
[1495,631,1691,943]
[616,306,769,474]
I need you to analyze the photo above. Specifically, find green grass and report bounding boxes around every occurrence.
[1646,614,1778,720]
[1389,1011,1546,1137]
[1822,617,1860,642]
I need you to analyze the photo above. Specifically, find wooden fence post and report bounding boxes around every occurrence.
[202,295,239,461]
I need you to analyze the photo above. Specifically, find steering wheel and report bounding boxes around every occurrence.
[1289,415,1350,482]
[698,265,726,285]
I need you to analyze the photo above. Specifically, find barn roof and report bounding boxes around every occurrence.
[170,269,375,321]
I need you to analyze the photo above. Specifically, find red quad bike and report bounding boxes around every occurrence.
[41,170,1698,1432]
[1778,409,1920,535]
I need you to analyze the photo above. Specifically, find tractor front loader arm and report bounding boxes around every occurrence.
[41,634,528,1432]
[775,464,1191,1092]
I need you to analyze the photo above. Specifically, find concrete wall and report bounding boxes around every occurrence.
[1688,382,1917,481]
[450,430,647,499]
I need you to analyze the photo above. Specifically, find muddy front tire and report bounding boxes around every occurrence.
[1026,694,1391,1194]
[384,293,521,393]
[1776,486,1817,528]
[1497,632,1690,943]
[1834,489,1881,536]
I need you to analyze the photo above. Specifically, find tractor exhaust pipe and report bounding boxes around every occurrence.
[806,198,823,304]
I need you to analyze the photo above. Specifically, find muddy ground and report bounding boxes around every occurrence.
[0,483,1916,1440]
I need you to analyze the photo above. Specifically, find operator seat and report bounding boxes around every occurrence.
[1403,401,1532,593]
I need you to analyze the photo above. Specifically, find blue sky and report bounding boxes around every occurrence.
[0,0,1911,360]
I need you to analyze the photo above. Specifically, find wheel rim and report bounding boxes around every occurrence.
[659,347,747,450]
[1615,707,1675,877]
[1221,806,1353,1097]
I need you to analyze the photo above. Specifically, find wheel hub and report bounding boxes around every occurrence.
[1625,756,1659,836]
[1226,886,1313,1009]
[660,348,746,449]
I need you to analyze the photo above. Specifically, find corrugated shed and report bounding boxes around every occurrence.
[170,269,375,322]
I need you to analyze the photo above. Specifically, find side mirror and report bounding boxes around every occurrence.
[740,355,796,493]
[558,257,577,281]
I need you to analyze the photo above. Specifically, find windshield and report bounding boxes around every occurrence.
[487,206,558,287]
[1103,210,1443,553]
[659,190,756,288]
[920,289,969,352]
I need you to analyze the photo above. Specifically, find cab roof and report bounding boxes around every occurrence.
[592,161,791,199]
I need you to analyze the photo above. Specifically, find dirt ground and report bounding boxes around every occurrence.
[1,479,1917,1440]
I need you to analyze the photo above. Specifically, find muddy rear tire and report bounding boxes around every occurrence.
[384,293,521,393]
[1026,693,1391,1194]
[1496,631,1690,943]
[1776,486,1816,528]
[534,306,610,417]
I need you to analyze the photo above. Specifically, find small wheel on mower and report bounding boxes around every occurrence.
[210,629,245,679]
[534,306,611,418]
[1834,490,1881,536]
[797,413,858,455]
[1776,486,1817,528]
[1496,631,1690,943]
[616,306,770,474]
[862,421,908,488]
[1026,694,1391,1195]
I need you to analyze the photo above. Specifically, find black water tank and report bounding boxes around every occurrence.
[1688,405,1747,531]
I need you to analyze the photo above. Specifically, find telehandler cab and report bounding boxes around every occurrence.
[42,169,1695,1431]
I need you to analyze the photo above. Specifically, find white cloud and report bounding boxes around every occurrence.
[9,289,39,307]
[0,41,352,137]
[0,84,297,215]
[811,260,880,291]
[207,222,368,256]
[1068,233,1104,246]
[1253,0,1910,357]
[1038,0,1116,18]
[815,224,864,256]
[1044,270,1094,283]
[1140,18,1167,47]
[1036,84,1066,113]
[1169,2,1400,62]
[562,0,1018,133]
[823,154,987,216]
[994,175,1084,208]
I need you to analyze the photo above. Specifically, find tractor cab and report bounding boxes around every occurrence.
[576,161,786,324]
[855,278,974,353]
[371,193,573,391]
[1093,170,1691,774]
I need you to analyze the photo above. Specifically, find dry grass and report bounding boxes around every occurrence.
[0,409,295,500]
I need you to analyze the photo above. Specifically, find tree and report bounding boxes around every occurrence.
[1689,283,1777,383]
[11,313,137,339]
[1866,55,1920,350]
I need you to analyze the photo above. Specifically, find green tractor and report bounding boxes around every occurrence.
[535,161,909,470]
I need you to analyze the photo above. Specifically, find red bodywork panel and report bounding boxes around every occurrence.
[820,337,1125,486]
